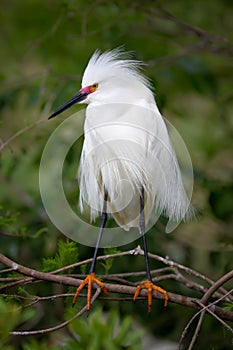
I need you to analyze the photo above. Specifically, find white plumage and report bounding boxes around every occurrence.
[49,48,193,311]
[77,48,192,230]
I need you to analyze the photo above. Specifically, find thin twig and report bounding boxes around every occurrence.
[51,249,134,274]
[0,119,44,153]
[195,300,233,334]
[148,253,233,301]
[180,286,233,348]
[11,289,101,336]
[187,312,205,350]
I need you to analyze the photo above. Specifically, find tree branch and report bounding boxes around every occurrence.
[0,251,232,325]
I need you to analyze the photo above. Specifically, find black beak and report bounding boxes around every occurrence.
[49,90,88,119]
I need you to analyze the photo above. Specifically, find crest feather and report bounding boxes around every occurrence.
[82,47,151,88]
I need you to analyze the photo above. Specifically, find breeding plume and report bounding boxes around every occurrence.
[49,48,192,312]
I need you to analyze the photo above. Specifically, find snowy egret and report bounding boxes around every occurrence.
[49,48,193,312]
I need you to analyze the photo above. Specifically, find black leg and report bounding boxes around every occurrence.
[134,188,169,311]
[89,190,108,274]
[72,190,109,309]
[139,188,152,281]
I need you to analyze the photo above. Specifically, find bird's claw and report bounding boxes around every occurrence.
[72,272,108,310]
[133,279,168,313]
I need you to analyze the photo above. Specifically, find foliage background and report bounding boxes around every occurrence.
[0,0,232,349]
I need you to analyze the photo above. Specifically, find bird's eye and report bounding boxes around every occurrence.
[90,83,98,92]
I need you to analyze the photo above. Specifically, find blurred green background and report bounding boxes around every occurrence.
[0,1,233,349]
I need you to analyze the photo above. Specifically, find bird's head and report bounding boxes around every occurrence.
[49,48,152,119]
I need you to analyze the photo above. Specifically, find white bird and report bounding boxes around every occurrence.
[49,48,193,312]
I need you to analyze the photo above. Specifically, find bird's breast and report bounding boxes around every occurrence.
[78,103,160,229]
[84,103,158,152]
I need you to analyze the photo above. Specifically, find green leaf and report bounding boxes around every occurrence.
[42,239,78,273]
[223,302,233,312]
[0,298,21,346]
[100,247,121,275]
[80,263,87,274]
[65,307,143,349]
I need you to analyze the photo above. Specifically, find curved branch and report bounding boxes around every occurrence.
[11,289,101,336]
[201,270,233,305]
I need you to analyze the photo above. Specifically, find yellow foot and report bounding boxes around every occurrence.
[72,272,108,310]
[133,279,168,313]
